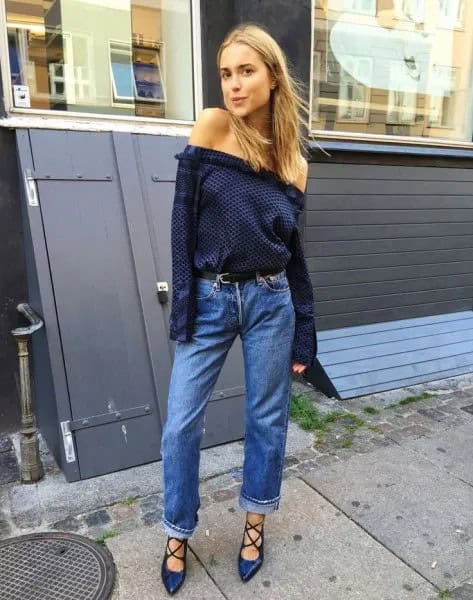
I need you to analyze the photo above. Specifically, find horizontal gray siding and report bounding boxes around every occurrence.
[306,161,473,331]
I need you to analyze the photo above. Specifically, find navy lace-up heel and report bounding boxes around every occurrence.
[238,517,265,582]
[161,537,188,594]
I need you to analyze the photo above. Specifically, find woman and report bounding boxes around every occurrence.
[160,23,317,594]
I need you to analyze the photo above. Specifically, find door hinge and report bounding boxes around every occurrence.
[24,170,39,207]
[60,420,76,463]
[70,404,152,432]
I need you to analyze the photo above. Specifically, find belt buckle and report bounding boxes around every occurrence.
[219,272,232,284]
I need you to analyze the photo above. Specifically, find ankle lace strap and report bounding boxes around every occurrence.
[242,518,264,549]
[166,537,188,562]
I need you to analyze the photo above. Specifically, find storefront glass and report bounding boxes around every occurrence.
[5,0,194,120]
[312,0,473,142]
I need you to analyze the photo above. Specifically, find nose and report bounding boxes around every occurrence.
[229,75,241,90]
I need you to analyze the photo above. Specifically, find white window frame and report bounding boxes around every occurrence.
[0,0,202,131]
[62,31,94,104]
[311,51,321,121]
[394,0,426,23]
[343,0,377,16]
[428,64,458,128]
[437,0,465,29]
[387,60,418,124]
[49,32,94,105]
[337,55,372,122]
[109,40,136,104]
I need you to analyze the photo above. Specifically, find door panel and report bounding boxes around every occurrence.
[25,127,166,479]
[38,180,157,421]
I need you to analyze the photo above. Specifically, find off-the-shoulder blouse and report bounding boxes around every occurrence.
[169,143,317,367]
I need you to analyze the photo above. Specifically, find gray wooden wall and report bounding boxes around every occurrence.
[306,151,473,330]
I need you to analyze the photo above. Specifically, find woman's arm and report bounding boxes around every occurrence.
[169,109,228,341]
[286,159,318,372]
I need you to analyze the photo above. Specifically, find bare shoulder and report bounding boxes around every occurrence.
[189,108,231,148]
[293,157,309,194]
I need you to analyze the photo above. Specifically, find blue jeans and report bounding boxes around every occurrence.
[160,270,295,539]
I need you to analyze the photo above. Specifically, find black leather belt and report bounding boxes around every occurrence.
[195,269,281,284]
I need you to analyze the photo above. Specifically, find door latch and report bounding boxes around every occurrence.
[60,421,76,463]
[157,281,169,304]
[24,172,39,207]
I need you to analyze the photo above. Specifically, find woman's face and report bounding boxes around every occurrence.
[219,43,275,120]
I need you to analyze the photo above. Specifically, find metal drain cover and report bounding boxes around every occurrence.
[0,532,115,600]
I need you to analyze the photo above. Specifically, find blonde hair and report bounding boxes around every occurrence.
[217,23,309,185]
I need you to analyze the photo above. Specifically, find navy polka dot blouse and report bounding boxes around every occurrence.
[169,144,317,367]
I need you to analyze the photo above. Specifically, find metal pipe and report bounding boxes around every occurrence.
[11,303,44,483]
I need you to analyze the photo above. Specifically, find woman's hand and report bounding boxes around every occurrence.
[292,362,307,374]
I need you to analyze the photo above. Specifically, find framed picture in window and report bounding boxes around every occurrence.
[109,39,166,106]
[133,43,166,104]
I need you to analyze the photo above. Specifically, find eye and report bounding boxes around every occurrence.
[243,68,253,75]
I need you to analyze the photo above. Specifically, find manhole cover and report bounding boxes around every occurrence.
[0,532,115,600]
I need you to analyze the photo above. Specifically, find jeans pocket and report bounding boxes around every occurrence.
[260,273,290,293]
[195,277,217,300]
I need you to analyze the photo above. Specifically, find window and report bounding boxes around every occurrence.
[312,51,321,121]
[311,1,473,142]
[109,39,166,106]
[387,61,417,124]
[428,65,458,128]
[4,0,194,121]
[343,0,376,15]
[394,0,426,23]
[437,0,465,28]
[337,56,372,122]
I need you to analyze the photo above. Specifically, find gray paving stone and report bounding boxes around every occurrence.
[139,493,162,512]
[211,488,236,502]
[85,509,111,528]
[0,436,13,453]
[451,582,473,599]
[303,444,473,589]
[191,477,435,599]
[9,484,42,529]
[402,422,473,486]
[0,520,11,538]
[141,508,162,527]
[386,424,432,443]
[107,526,226,599]
[50,516,80,532]
[0,450,19,485]
[109,502,139,523]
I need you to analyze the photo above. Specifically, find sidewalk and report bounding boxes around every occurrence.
[1,372,473,599]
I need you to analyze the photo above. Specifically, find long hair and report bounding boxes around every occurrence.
[216,23,310,185]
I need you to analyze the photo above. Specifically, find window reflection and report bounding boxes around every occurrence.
[312,0,473,142]
[6,0,193,121]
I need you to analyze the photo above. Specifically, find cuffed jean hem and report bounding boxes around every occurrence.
[161,517,195,540]
[239,493,280,515]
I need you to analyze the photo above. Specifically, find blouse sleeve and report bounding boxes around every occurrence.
[169,146,201,342]
[285,191,318,367]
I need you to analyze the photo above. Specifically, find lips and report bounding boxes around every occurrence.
[231,97,247,103]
